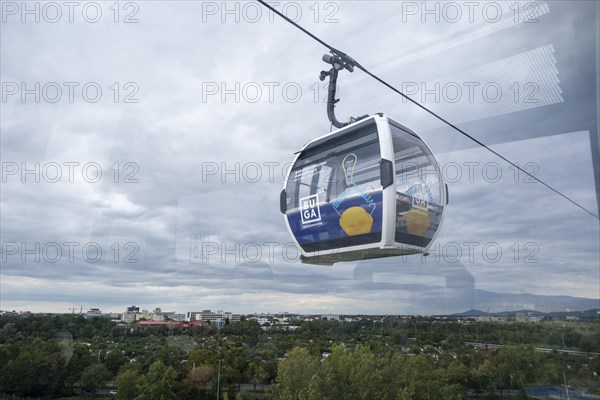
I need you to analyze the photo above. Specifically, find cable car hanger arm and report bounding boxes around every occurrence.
[320,52,369,129]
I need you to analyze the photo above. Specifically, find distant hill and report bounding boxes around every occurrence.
[453,308,599,318]
[454,309,489,317]
[545,308,600,318]
[470,290,600,314]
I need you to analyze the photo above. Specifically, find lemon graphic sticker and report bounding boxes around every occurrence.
[339,206,374,236]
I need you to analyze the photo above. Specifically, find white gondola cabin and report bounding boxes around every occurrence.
[280,114,448,265]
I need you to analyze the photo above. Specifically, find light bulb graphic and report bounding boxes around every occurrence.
[341,153,357,186]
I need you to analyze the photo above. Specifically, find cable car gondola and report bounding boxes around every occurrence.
[280,53,448,265]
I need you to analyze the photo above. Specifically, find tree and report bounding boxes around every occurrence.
[474,359,500,396]
[80,363,112,393]
[237,390,257,400]
[495,346,536,391]
[188,363,213,385]
[65,343,95,387]
[115,369,143,400]
[136,360,178,400]
[269,347,320,400]
[0,338,68,397]
[447,359,469,385]
[104,350,128,377]
[270,345,407,400]
[248,362,268,390]
[188,347,218,369]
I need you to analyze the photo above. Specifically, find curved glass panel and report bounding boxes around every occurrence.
[391,124,444,248]
[285,122,383,252]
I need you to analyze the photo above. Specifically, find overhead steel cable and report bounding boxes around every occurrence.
[256,0,600,220]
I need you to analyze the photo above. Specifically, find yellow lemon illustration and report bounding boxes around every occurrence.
[339,206,374,236]
[402,208,431,236]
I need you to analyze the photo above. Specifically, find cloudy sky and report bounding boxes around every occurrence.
[1,0,599,315]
